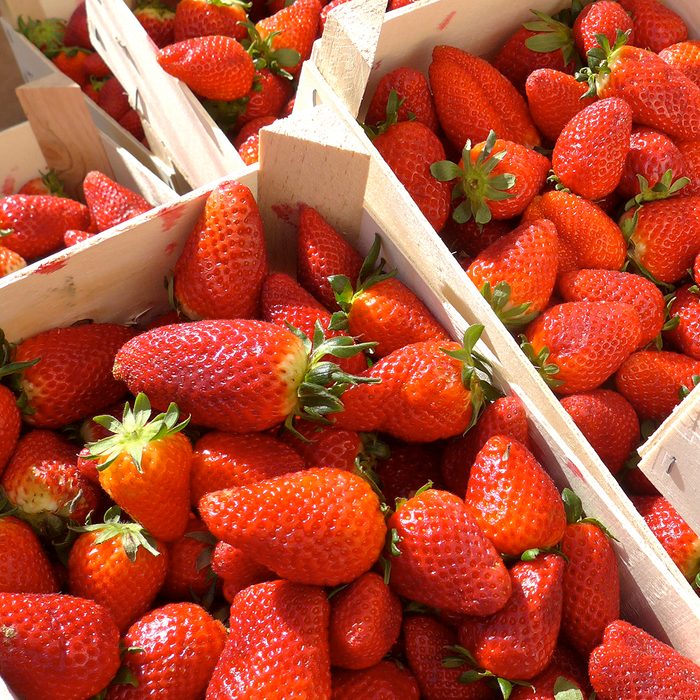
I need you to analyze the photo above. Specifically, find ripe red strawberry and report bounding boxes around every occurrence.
[89,394,192,543]
[118,107,146,140]
[18,169,65,197]
[330,571,402,670]
[173,180,268,320]
[282,419,364,471]
[332,661,421,700]
[0,385,21,474]
[552,97,632,200]
[440,216,513,259]
[666,284,700,359]
[615,350,700,421]
[429,44,541,151]
[617,0,688,52]
[235,126,265,164]
[174,0,249,42]
[589,619,700,698]
[232,114,276,150]
[83,51,111,79]
[0,514,58,593]
[366,67,438,132]
[523,190,626,275]
[387,488,511,614]
[237,68,292,123]
[573,0,634,55]
[297,204,363,309]
[12,322,134,428]
[82,170,152,231]
[52,47,90,85]
[458,554,565,680]
[98,77,131,121]
[0,593,120,700]
[157,36,255,100]
[617,128,687,199]
[190,430,305,505]
[631,495,700,582]
[558,268,665,348]
[465,435,566,555]
[510,645,590,699]
[109,602,227,699]
[375,442,442,504]
[114,319,373,433]
[403,615,494,700]
[199,467,386,585]
[64,228,95,246]
[68,506,168,631]
[0,194,90,260]
[524,301,641,394]
[134,4,176,48]
[466,218,557,325]
[659,41,700,88]
[677,141,700,195]
[64,1,92,49]
[560,389,640,474]
[211,540,272,602]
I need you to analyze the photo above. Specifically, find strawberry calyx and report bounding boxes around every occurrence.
[92,642,144,699]
[362,89,415,139]
[520,546,568,562]
[203,97,250,129]
[655,292,680,349]
[553,676,592,700]
[39,169,67,197]
[0,328,41,386]
[205,0,251,9]
[576,29,630,98]
[624,170,689,213]
[71,505,160,562]
[17,16,67,58]
[523,7,579,68]
[562,487,618,540]
[242,21,300,80]
[87,392,189,473]
[519,335,564,389]
[480,281,539,328]
[431,130,516,225]
[678,374,700,400]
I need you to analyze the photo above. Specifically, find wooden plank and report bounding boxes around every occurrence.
[16,73,115,197]
[0,0,47,22]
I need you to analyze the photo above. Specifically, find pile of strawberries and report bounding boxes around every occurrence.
[0,175,699,699]
[362,0,700,579]
[0,169,154,275]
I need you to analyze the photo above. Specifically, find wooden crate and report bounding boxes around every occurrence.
[1,104,697,663]
[0,0,177,189]
[297,0,700,598]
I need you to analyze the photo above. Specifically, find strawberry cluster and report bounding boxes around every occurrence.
[0,176,698,698]
[364,0,700,587]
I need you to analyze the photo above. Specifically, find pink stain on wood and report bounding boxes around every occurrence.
[438,10,456,30]
[372,59,383,73]
[159,202,187,232]
[272,203,299,227]
[35,258,68,274]
[566,459,583,480]
[164,242,177,255]
[2,175,16,196]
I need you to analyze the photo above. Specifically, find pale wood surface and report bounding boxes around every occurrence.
[0,22,23,129]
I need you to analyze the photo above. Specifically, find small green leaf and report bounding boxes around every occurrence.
[430,160,463,182]
[562,487,583,524]
[554,676,586,700]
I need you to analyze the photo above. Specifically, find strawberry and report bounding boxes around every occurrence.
[429,44,540,151]
[372,118,451,231]
[458,554,565,680]
[330,571,402,670]
[589,619,700,698]
[320,0,353,29]
[216,68,291,125]
[330,236,449,358]
[235,125,266,164]
[173,180,268,320]
[68,506,168,631]
[108,602,227,699]
[466,219,558,325]
[523,301,641,394]
[0,194,90,260]
[525,68,596,144]
[615,349,700,421]
[560,389,640,474]
[211,540,272,602]
[174,0,249,42]
[282,420,366,470]
[157,36,255,101]
[12,322,134,428]
[84,51,111,79]
[617,0,688,52]
[622,195,700,284]
[666,284,700,359]
[432,131,550,226]
[98,77,131,121]
[0,593,120,700]
[82,170,152,232]
[232,114,276,149]
[375,442,442,504]
[207,580,331,697]
[18,169,65,197]
[631,495,700,582]
[366,67,438,132]
[82,79,103,103]
[387,488,511,615]
[0,385,20,474]
[119,109,146,141]
[617,128,687,199]
[573,0,635,55]
[64,228,95,246]
[523,190,626,275]
[200,467,386,585]
[440,215,513,260]
[52,47,90,85]
[190,430,305,505]
[552,97,632,200]
[16,16,66,57]
[677,140,700,195]
[403,615,494,700]
[88,394,192,543]
[64,1,92,49]
[332,661,421,700]
[114,319,373,433]
[465,435,566,556]
[659,40,700,88]
[297,204,363,310]
[557,268,665,348]
[0,514,58,593]
[134,4,176,48]
[510,645,590,699]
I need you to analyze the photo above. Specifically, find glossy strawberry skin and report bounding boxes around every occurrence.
[206,580,331,698]
[64,1,92,48]
[440,217,513,259]
[199,467,386,586]
[666,284,700,360]
[282,420,362,471]
[510,644,590,699]
[659,41,700,88]
[573,0,634,55]
[387,489,512,615]
[0,593,120,700]
[0,385,20,475]
[618,0,688,52]
[161,516,214,601]
[98,77,130,121]
[82,170,152,232]
[134,5,175,48]
[174,0,248,42]
[237,69,292,124]
[211,541,272,602]
[109,603,227,700]
[332,661,421,700]
[458,555,565,680]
